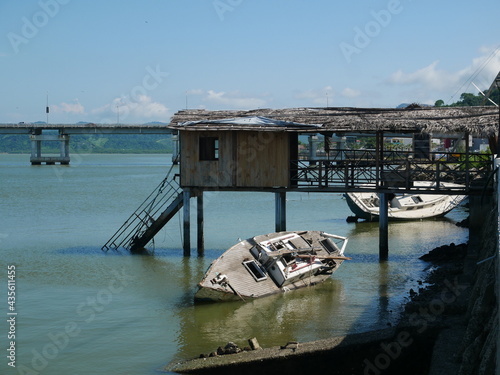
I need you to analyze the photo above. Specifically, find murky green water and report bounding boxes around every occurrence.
[0,154,468,374]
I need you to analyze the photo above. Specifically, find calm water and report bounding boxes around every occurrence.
[0,154,468,375]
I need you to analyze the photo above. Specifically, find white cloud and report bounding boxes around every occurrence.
[204,90,268,109]
[186,88,204,95]
[295,86,333,106]
[92,95,169,122]
[52,100,85,114]
[388,46,500,97]
[341,87,361,98]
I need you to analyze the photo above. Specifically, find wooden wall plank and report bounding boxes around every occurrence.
[180,130,290,188]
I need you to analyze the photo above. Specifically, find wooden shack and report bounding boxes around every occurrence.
[166,106,498,256]
[180,128,292,189]
[169,106,498,191]
[171,116,322,190]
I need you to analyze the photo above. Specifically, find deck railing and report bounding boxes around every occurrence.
[291,150,494,193]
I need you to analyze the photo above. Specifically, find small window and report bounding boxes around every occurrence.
[243,260,267,282]
[411,196,423,204]
[199,137,219,161]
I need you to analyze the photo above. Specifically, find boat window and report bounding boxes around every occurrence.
[320,238,340,254]
[243,260,267,282]
[411,196,423,204]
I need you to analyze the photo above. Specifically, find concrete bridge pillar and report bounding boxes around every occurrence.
[30,129,70,165]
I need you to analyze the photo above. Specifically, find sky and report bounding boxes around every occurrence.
[1,0,499,124]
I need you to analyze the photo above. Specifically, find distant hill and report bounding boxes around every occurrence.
[396,103,433,109]
[0,133,174,154]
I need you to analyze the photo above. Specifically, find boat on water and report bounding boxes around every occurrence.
[195,231,349,303]
[344,182,466,222]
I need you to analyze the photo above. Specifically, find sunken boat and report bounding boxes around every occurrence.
[195,230,349,303]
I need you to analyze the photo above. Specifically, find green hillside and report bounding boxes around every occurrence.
[0,133,174,154]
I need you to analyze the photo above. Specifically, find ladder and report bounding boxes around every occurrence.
[101,164,184,253]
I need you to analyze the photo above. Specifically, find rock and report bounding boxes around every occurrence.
[248,337,262,350]
[280,341,299,351]
[222,342,241,354]
[419,242,467,262]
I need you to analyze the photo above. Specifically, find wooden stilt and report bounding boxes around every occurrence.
[183,189,191,256]
[275,192,286,232]
[197,191,204,257]
[379,193,389,261]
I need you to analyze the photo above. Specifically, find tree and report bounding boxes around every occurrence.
[434,87,499,107]
[456,93,483,106]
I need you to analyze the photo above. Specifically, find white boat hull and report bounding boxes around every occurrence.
[345,182,466,221]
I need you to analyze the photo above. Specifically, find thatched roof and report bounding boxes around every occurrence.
[168,106,499,136]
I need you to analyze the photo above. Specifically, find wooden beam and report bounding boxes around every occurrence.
[275,192,286,232]
[379,193,389,261]
[183,189,191,256]
[197,191,204,257]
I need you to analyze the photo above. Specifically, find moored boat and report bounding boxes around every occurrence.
[195,231,349,303]
[345,182,466,221]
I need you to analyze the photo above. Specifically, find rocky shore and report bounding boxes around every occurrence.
[165,208,497,375]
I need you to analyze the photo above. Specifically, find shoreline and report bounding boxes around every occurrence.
[165,210,497,374]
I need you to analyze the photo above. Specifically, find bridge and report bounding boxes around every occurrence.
[0,123,173,164]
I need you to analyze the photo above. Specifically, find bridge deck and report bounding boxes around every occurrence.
[0,123,172,134]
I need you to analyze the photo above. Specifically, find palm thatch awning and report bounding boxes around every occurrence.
[168,106,498,137]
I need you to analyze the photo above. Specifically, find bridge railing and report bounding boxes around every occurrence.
[290,150,494,193]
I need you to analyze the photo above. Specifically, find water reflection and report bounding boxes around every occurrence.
[345,216,467,256]
[377,261,390,326]
[166,215,468,361]
[173,279,346,360]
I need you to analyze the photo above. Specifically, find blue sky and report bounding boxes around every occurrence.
[1,0,499,124]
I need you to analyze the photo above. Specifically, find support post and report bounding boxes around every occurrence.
[30,130,42,165]
[60,132,70,165]
[379,193,389,261]
[183,189,191,256]
[375,131,383,187]
[275,192,286,232]
[197,191,204,257]
[465,132,470,188]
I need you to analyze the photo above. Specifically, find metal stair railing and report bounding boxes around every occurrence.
[101,164,182,252]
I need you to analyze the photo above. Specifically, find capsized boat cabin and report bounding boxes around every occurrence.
[195,230,349,302]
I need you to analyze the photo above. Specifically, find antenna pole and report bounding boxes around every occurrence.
[46,92,49,124]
